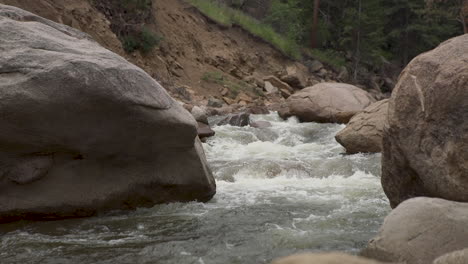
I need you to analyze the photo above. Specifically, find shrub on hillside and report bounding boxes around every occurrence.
[123,27,162,54]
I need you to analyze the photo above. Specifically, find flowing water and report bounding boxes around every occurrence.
[0,113,390,264]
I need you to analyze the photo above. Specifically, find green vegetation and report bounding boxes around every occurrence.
[122,27,162,54]
[308,49,346,70]
[122,0,151,10]
[92,0,160,54]
[201,71,256,98]
[186,0,301,59]
[264,0,464,77]
[200,0,464,80]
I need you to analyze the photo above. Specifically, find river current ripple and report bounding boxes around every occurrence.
[0,113,390,264]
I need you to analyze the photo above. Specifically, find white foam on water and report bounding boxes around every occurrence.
[212,170,383,208]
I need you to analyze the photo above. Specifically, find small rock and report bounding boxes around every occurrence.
[280,63,309,89]
[383,77,395,92]
[221,88,229,96]
[237,93,253,103]
[309,60,324,72]
[197,122,215,140]
[337,66,349,81]
[247,105,269,115]
[207,97,223,108]
[250,121,272,128]
[271,252,386,264]
[191,106,209,125]
[174,85,193,101]
[244,75,264,88]
[215,112,250,127]
[223,96,236,105]
[263,75,294,93]
[317,68,328,77]
[279,88,292,98]
[264,81,279,94]
[182,103,193,112]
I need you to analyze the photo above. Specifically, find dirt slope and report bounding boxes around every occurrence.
[0,0,332,107]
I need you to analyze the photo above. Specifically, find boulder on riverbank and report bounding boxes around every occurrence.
[335,99,388,154]
[287,83,375,123]
[0,5,215,223]
[362,197,468,264]
[381,34,468,208]
[271,252,388,264]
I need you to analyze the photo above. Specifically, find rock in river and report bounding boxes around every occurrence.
[287,83,375,123]
[272,252,387,264]
[335,99,388,154]
[381,34,468,208]
[362,197,468,264]
[0,5,216,223]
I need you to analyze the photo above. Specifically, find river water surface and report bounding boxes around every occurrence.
[1,113,390,264]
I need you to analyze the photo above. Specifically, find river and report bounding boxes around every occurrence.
[0,113,390,264]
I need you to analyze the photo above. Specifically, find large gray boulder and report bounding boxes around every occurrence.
[381,34,468,208]
[287,83,375,123]
[335,99,388,154]
[362,198,468,264]
[271,253,388,264]
[0,5,216,223]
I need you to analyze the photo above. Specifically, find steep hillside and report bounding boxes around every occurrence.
[0,0,340,109]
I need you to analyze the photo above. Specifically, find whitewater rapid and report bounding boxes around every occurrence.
[0,113,390,264]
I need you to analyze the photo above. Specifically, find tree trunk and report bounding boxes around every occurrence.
[353,0,362,80]
[311,0,320,49]
[403,6,410,66]
[460,2,468,33]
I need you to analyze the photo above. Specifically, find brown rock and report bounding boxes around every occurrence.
[362,198,468,264]
[287,83,375,124]
[173,85,193,101]
[221,87,229,96]
[0,5,215,223]
[317,68,328,77]
[247,104,269,115]
[191,106,209,124]
[244,75,264,88]
[268,102,292,120]
[272,253,387,264]
[280,63,309,89]
[335,99,388,154]
[264,81,279,94]
[207,97,224,108]
[381,34,468,208]
[197,122,215,139]
[237,93,253,103]
[263,75,294,93]
[223,96,236,105]
[279,88,292,98]
[214,112,250,127]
